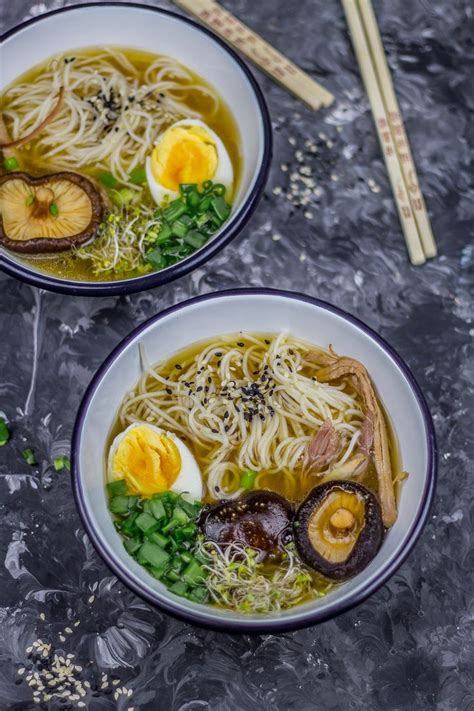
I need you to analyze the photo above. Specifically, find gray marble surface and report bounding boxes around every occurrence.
[1,0,473,709]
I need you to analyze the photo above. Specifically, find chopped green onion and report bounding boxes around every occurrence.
[148,531,169,548]
[169,580,187,596]
[53,455,70,471]
[240,469,257,489]
[138,541,170,568]
[150,498,166,520]
[25,194,35,207]
[213,183,226,197]
[0,418,10,447]
[128,166,147,185]
[202,180,213,192]
[124,538,142,555]
[183,230,207,249]
[22,448,37,465]
[163,199,187,222]
[171,214,193,238]
[154,223,172,244]
[3,156,19,172]
[211,196,230,222]
[183,559,205,586]
[145,246,167,269]
[107,479,128,497]
[109,496,130,514]
[135,512,158,534]
[49,203,59,217]
[111,187,135,207]
[188,586,208,603]
[98,171,118,189]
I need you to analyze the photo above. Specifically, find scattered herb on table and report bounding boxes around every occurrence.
[0,418,10,446]
[53,455,71,471]
[22,448,37,465]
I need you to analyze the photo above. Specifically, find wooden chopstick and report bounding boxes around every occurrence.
[172,0,334,111]
[342,0,425,265]
[357,0,437,258]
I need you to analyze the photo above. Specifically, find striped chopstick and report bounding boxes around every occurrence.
[357,0,436,258]
[342,0,434,264]
[173,0,334,110]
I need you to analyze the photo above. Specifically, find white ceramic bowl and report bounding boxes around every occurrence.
[0,3,271,295]
[72,289,436,632]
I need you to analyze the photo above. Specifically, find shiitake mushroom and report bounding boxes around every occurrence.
[0,171,103,253]
[293,480,383,580]
[199,490,293,560]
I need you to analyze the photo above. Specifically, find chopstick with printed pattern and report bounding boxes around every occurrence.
[342,0,425,265]
[357,0,436,258]
[172,0,334,111]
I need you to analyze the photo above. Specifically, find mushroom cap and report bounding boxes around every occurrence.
[199,490,293,560]
[0,171,103,253]
[294,480,383,580]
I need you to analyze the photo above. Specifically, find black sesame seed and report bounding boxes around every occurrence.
[265,339,270,344]
[211,428,218,434]
[166,388,172,395]
[215,352,222,357]
[224,425,230,432]
[175,364,182,370]
[196,386,203,392]
[237,342,245,347]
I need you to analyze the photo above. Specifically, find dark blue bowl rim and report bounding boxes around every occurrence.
[71,288,437,633]
[0,2,272,296]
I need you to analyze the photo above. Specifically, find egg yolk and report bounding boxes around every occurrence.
[151,125,218,191]
[112,426,181,496]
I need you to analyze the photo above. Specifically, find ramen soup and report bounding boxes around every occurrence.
[0,47,240,281]
[106,333,404,613]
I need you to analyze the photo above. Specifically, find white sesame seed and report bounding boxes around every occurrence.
[128,688,133,697]
[280,163,288,172]
[74,620,81,627]
[18,667,25,675]
[330,174,339,181]
[39,613,45,621]
[65,627,73,634]
[299,253,307,262]
[88,595,95,604]
[114,691,119,701]
[271,233,281,242]
[288,137,296,146]
[304,211,313,220]
[78,703,86,708]
[272,186,282,195]
[337,126,343,133]
[59,636,66,642]
[326,140,333,148]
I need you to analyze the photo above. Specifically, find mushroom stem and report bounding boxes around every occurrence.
[30,187,55,219]
[329,508,355,533]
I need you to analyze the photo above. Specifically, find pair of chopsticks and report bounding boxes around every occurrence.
[173,0,334,111]
[342,0,436,265]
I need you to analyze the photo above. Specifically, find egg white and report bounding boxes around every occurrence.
[145,118,234,207]
[107,422,203,502]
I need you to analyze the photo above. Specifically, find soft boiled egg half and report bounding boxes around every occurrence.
[146,119,233,206]
[107,422,202,501]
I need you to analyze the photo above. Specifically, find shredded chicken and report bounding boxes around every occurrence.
[302,419,341,477]
[305,348,397,527]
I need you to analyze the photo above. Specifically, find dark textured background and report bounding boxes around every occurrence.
[1,1,473,709]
